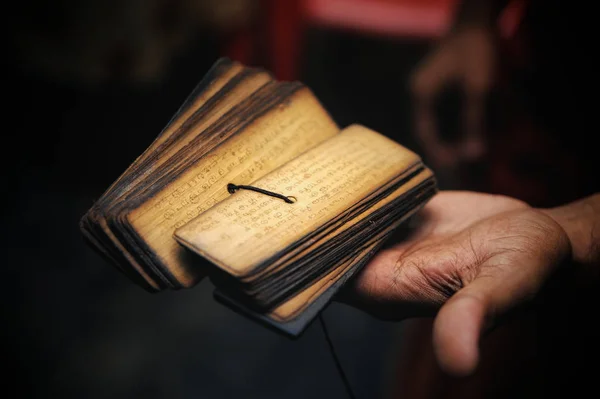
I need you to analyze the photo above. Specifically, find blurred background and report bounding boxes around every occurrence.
[4,0,598,398]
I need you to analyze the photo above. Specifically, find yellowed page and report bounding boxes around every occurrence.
[240,164,426,283]
[268,168,433,321]
[84,62,246,289]
[92,70,272,283]
[127,88,339,287]
[119,69,271,193]
[175,124,422,278]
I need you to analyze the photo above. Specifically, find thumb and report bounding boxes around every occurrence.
[432,286,489,377]
[432,260,536,377]
[433,210,570,377]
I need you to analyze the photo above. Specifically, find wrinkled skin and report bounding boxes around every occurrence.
[342,191,570,376]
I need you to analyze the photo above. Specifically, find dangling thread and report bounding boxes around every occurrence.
[227,183,296,204]
[319,313,358,399]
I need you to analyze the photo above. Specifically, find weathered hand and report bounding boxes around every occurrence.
[343,191,570,376]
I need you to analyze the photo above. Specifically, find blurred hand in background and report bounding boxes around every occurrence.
[409,0,509,183]
[410,26,496,171]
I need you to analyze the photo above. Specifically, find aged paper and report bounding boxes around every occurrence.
[128,88,339,285]
[175,124,421,277]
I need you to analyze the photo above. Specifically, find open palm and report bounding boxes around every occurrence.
[344,191,570,376]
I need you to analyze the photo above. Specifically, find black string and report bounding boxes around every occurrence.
[319,313,358,399]
[227,183,296,204]
[228,184,352,397]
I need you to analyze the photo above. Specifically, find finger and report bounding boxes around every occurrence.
[432,275,533,376]
[414,100,439,146]
[432,284,488,377]
[410,46,460,168]
[414,92,461,172]
[462,28,495,96]
[461,92,486,161]
[410,45,459,101]
[460,43,494,161]
[410,46,455,141]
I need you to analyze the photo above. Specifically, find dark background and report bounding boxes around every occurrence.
[4,2,429,398]
[4,1,599,398]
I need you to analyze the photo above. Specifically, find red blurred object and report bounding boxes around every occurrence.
[304,0,458,39]
[223,0,525,81]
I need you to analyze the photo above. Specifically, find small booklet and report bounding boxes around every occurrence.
[80,58,437,336]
